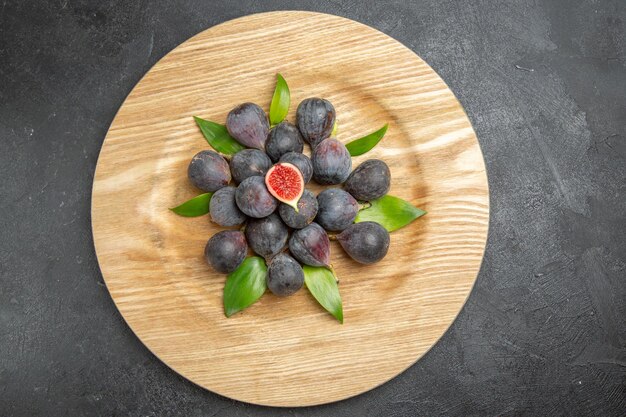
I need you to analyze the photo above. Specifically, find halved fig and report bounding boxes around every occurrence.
[265,162,304,211]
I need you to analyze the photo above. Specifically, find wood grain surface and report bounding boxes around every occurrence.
[91,11,489,407]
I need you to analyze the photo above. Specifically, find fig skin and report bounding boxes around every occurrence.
[315,189,358,232]
[235,176,278,218]
[204,230,247,273]
[344,159,391,201]
[209,186,247,227]
[245,213,289,259]
[279,152,313,184]
[296,98,336,149]
[226,102,270,150]
[188,150,231,192]
[267,253,304,296]
[311,138,352,185]
[266,121,304,162]
[279,189,318,229]
[288,223,331,267]
[229,149,272,184]
[337,222,390,264]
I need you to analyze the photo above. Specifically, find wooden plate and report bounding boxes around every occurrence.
[92,11,489,407]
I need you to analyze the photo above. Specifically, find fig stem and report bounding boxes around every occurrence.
[328,234,338,241]
[358,202,372,211]
[328,264,339,283]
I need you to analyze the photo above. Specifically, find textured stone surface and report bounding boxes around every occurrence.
[0,1,624,415]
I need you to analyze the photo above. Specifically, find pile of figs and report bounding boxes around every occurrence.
[189,99,391,297]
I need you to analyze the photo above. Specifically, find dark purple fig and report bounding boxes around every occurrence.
[226,102,269,149]
[311,138,352,185]
[229,149,272,184]
[245,213,288,259]
[188,150,231,192]
[315,189,358,232]
[209,186,246,227]
[266,253,304,296]
[296,98,336,148]
[265,121,304,162]
[278,189,318,229]
[204,230,247,273]
[337,222,390,264]
[288,223,330,267]
[344,159,391,201]
[235,176,278,218]
[279,152,313,183]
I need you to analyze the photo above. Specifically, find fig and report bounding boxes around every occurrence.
[245,213,289,259]
[204,230,247,273]
[226,102,269,150]
[209,186,247,227]
[279,189,318,229]
[311,138,352,185]
[188,150,231,192]
[265,162,304,211]
[266,253,304,296]
[265,121,304,162]
[337,222,390,264]
[344,159,391,201]
[288,223,330,267]
[235,176,278,218]
[229,149,272,184]
[315,189,358,232]
[279,152,313,184]
[296,98,336,148]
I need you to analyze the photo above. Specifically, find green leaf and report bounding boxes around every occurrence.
[224,257,267,317]
[345,124,388,157]
[169,193,212,217]
[194,116,245,155]
[355,195,426,232]
[303,266,343,323]
[269,73,290,125]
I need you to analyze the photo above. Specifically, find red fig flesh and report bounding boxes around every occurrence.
[265,163,304,211]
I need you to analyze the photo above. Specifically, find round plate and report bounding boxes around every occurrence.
[92,11,489,407]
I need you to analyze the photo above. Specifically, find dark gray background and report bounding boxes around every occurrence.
[1,0,624,415]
